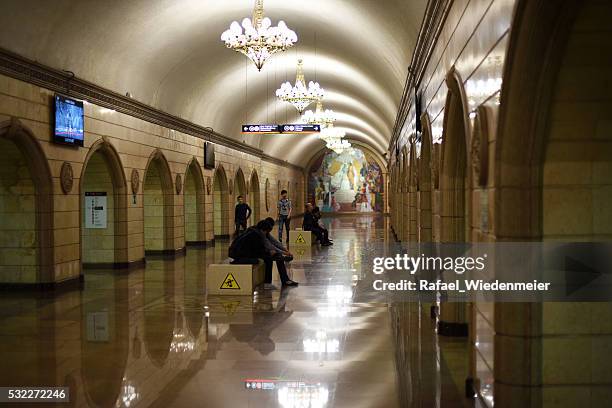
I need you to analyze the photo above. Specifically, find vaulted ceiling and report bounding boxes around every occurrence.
[0,0,426,166]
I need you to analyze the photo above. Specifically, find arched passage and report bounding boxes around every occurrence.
[437,68,471,337]
[494,0,612,405]
[440,68,471,244]
[264,178,271,213]
[0,119,53,283]
[234,167,247,207]
[250,170,261,224]
[80,140,128,267]
[213,166,230,238]
[143,150,174,254]
[184,158,205,245]
[418,113,434,243]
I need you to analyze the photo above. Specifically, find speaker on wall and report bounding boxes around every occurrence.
[204,142,215,169]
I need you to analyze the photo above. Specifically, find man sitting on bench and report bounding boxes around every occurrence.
[228,220,298,289]
[313,206,332,245]
[303,203,332,246]
[264,217,298,289]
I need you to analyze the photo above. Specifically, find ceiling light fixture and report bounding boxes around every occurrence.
[276,59,324,113]
[327,138,352,154]
[220,0,297,71]
[317,124,351,154]
[301,100,335,129]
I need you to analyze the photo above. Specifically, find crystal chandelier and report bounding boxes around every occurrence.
[276,59,325,113]
[301,100,335,128]
[317,124,351,154]
[220,0,297,71]
[318,123,345,143]
[327,138,352,154]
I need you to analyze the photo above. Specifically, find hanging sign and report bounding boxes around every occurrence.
[85,192,107,229]
[242,124,281,134]
[241,124,321,134]
[280,124,320,133]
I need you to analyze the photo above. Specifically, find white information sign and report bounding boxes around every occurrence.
[85,192,107,229]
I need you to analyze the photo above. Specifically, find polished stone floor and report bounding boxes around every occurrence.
[0,215,475,407]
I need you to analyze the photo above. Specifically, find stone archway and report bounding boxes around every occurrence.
[0,118,53,283]
[213,165,230,238]
[143,150,174,254]
[418,113,434,243]
[184,158,205,245]
[437,67,472,337]
[234,167,247,204]
[80,139,128,267]
[250,170,261,224]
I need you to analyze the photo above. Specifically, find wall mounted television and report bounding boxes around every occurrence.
[53,94,84,147]
[204,142,215,169]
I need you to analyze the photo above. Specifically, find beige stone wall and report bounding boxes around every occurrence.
[389,0,612,406]
[542,7,612,241]
[0,73,304,283]
[538,0,612,402]
[389,0,517,403]
[0,138,37,282]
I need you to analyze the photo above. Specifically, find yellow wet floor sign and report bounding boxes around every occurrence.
[220,273,241,290]
[295,233,306,244]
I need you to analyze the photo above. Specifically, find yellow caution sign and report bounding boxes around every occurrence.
[295,233,306,244]
[221,300,241,316]
[220,273,241,290]
[296,248,305,256]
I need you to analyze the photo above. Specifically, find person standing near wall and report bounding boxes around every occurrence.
[234,195,251,237]
[277,189,292,243]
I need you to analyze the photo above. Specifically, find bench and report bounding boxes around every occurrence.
[206,258,265,296]
[289,229,313,246]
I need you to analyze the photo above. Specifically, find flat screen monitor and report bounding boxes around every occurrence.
[53,94,84,146]
[204,142,215,169]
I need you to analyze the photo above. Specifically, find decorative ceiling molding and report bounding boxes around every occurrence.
[389,0,452,156]
[0,47,302,172]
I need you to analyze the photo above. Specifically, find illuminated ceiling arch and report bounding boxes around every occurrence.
[0,0,427,166]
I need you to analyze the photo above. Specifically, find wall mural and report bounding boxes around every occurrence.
[308,147,383,212]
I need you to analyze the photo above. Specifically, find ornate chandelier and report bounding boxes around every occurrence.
[317,124,351,154]
[276,59,324,113]
[301,100,335,129]
[220,0,297,71]
[327,138,352,154]
[318,123,344,142]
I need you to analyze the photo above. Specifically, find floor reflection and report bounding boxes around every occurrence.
[0,215,474,407]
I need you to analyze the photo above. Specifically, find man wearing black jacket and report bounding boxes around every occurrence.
[228,220,298,288]
[302,203,332,246]
[234,195,251,236]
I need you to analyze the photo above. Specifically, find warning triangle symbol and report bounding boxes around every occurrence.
[295,233,306,244]
[220,273,241,290]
